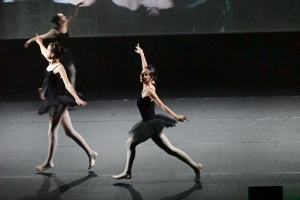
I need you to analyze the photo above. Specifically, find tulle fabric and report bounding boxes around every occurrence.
[38,95,77,115]
[129,114,177,143]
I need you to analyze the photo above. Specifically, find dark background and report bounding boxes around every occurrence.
[1,31,300,102]
[1,1,300,102]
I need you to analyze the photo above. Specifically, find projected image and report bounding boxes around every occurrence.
[54,0,95,6]
[1,0,299,39]
[112,0,174,16]
[111,0,208,16]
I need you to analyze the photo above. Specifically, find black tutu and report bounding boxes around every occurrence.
[38,95,77,115]
[129,114,177,143]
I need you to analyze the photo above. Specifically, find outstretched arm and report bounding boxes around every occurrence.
[34,34,50,62]
[147,90,188,122]
[66,0,86,27]
[65,0,95,6]
[24,29,57,48]
[54,65,87,106]
[135,43,148,69]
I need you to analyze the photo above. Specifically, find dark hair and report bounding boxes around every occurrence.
[145,65,157,82]
[51,14,60,25]
[49,42,65,58]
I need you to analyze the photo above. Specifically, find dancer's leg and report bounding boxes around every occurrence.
[36,104,66,171]
[60,108,97,169]
[113,137,139,179]
[66,62,76,90]
[151,133,202,181]
[66,62,82,95]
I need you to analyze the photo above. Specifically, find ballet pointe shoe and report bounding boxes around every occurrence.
[88,152,98,170]
[35,163,54,172]
[194,163,202,182]
[112,173,132,180]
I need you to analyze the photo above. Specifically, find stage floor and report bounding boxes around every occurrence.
[1,96,300,200]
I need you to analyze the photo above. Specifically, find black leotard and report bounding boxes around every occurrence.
[54,28,73,66]
[137,96,155,121]
[38,64,76,115]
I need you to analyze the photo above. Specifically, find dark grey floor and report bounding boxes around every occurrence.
[1,96,300,200]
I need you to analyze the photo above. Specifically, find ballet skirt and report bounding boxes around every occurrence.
[38,64,76,115]
[129,95,177,143]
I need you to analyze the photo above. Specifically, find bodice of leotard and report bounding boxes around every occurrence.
[54,28,70,48]
[45,67,64,97]
[137,96,155,121]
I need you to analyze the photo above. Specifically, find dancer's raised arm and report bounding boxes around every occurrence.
[34,34,51,61]
[135,43,148,69]
[66,0,86,27]
[24,29,57,48]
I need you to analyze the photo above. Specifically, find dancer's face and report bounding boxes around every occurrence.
[140,69,153,84]
[57,13,67,24]
[46,45,54,59]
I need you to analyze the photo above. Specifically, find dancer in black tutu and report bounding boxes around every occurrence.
[113,44,202,181]
[24,0,85,100]
[34,34,97,172]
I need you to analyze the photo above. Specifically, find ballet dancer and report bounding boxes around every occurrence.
[34,34,97,172]
[24,0,85,99]
[113,44,202,181]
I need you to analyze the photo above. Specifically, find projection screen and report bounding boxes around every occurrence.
[1,0,299,39]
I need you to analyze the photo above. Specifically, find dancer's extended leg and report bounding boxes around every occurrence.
[151,132,202,181]
[66,63,76,90]
[60,108,97,170]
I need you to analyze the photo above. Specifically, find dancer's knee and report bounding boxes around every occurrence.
[126,138,137,149]
[164,147,178,156]
[48,130,55,139]
[64,128,73,138]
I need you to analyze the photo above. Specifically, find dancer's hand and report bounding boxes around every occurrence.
[76,0,86,6]
[135,43,144,54]
[34,34,43,45]
[76,98,87,106]
[175,115,189,122]
[24,42,30,48]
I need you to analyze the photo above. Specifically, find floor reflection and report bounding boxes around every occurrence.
[23,171,97,200]
[113,181,202,200]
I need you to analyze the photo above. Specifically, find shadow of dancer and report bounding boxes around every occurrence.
[160,182,202,200]
[34,171,97,200]
[113,182,202,200]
